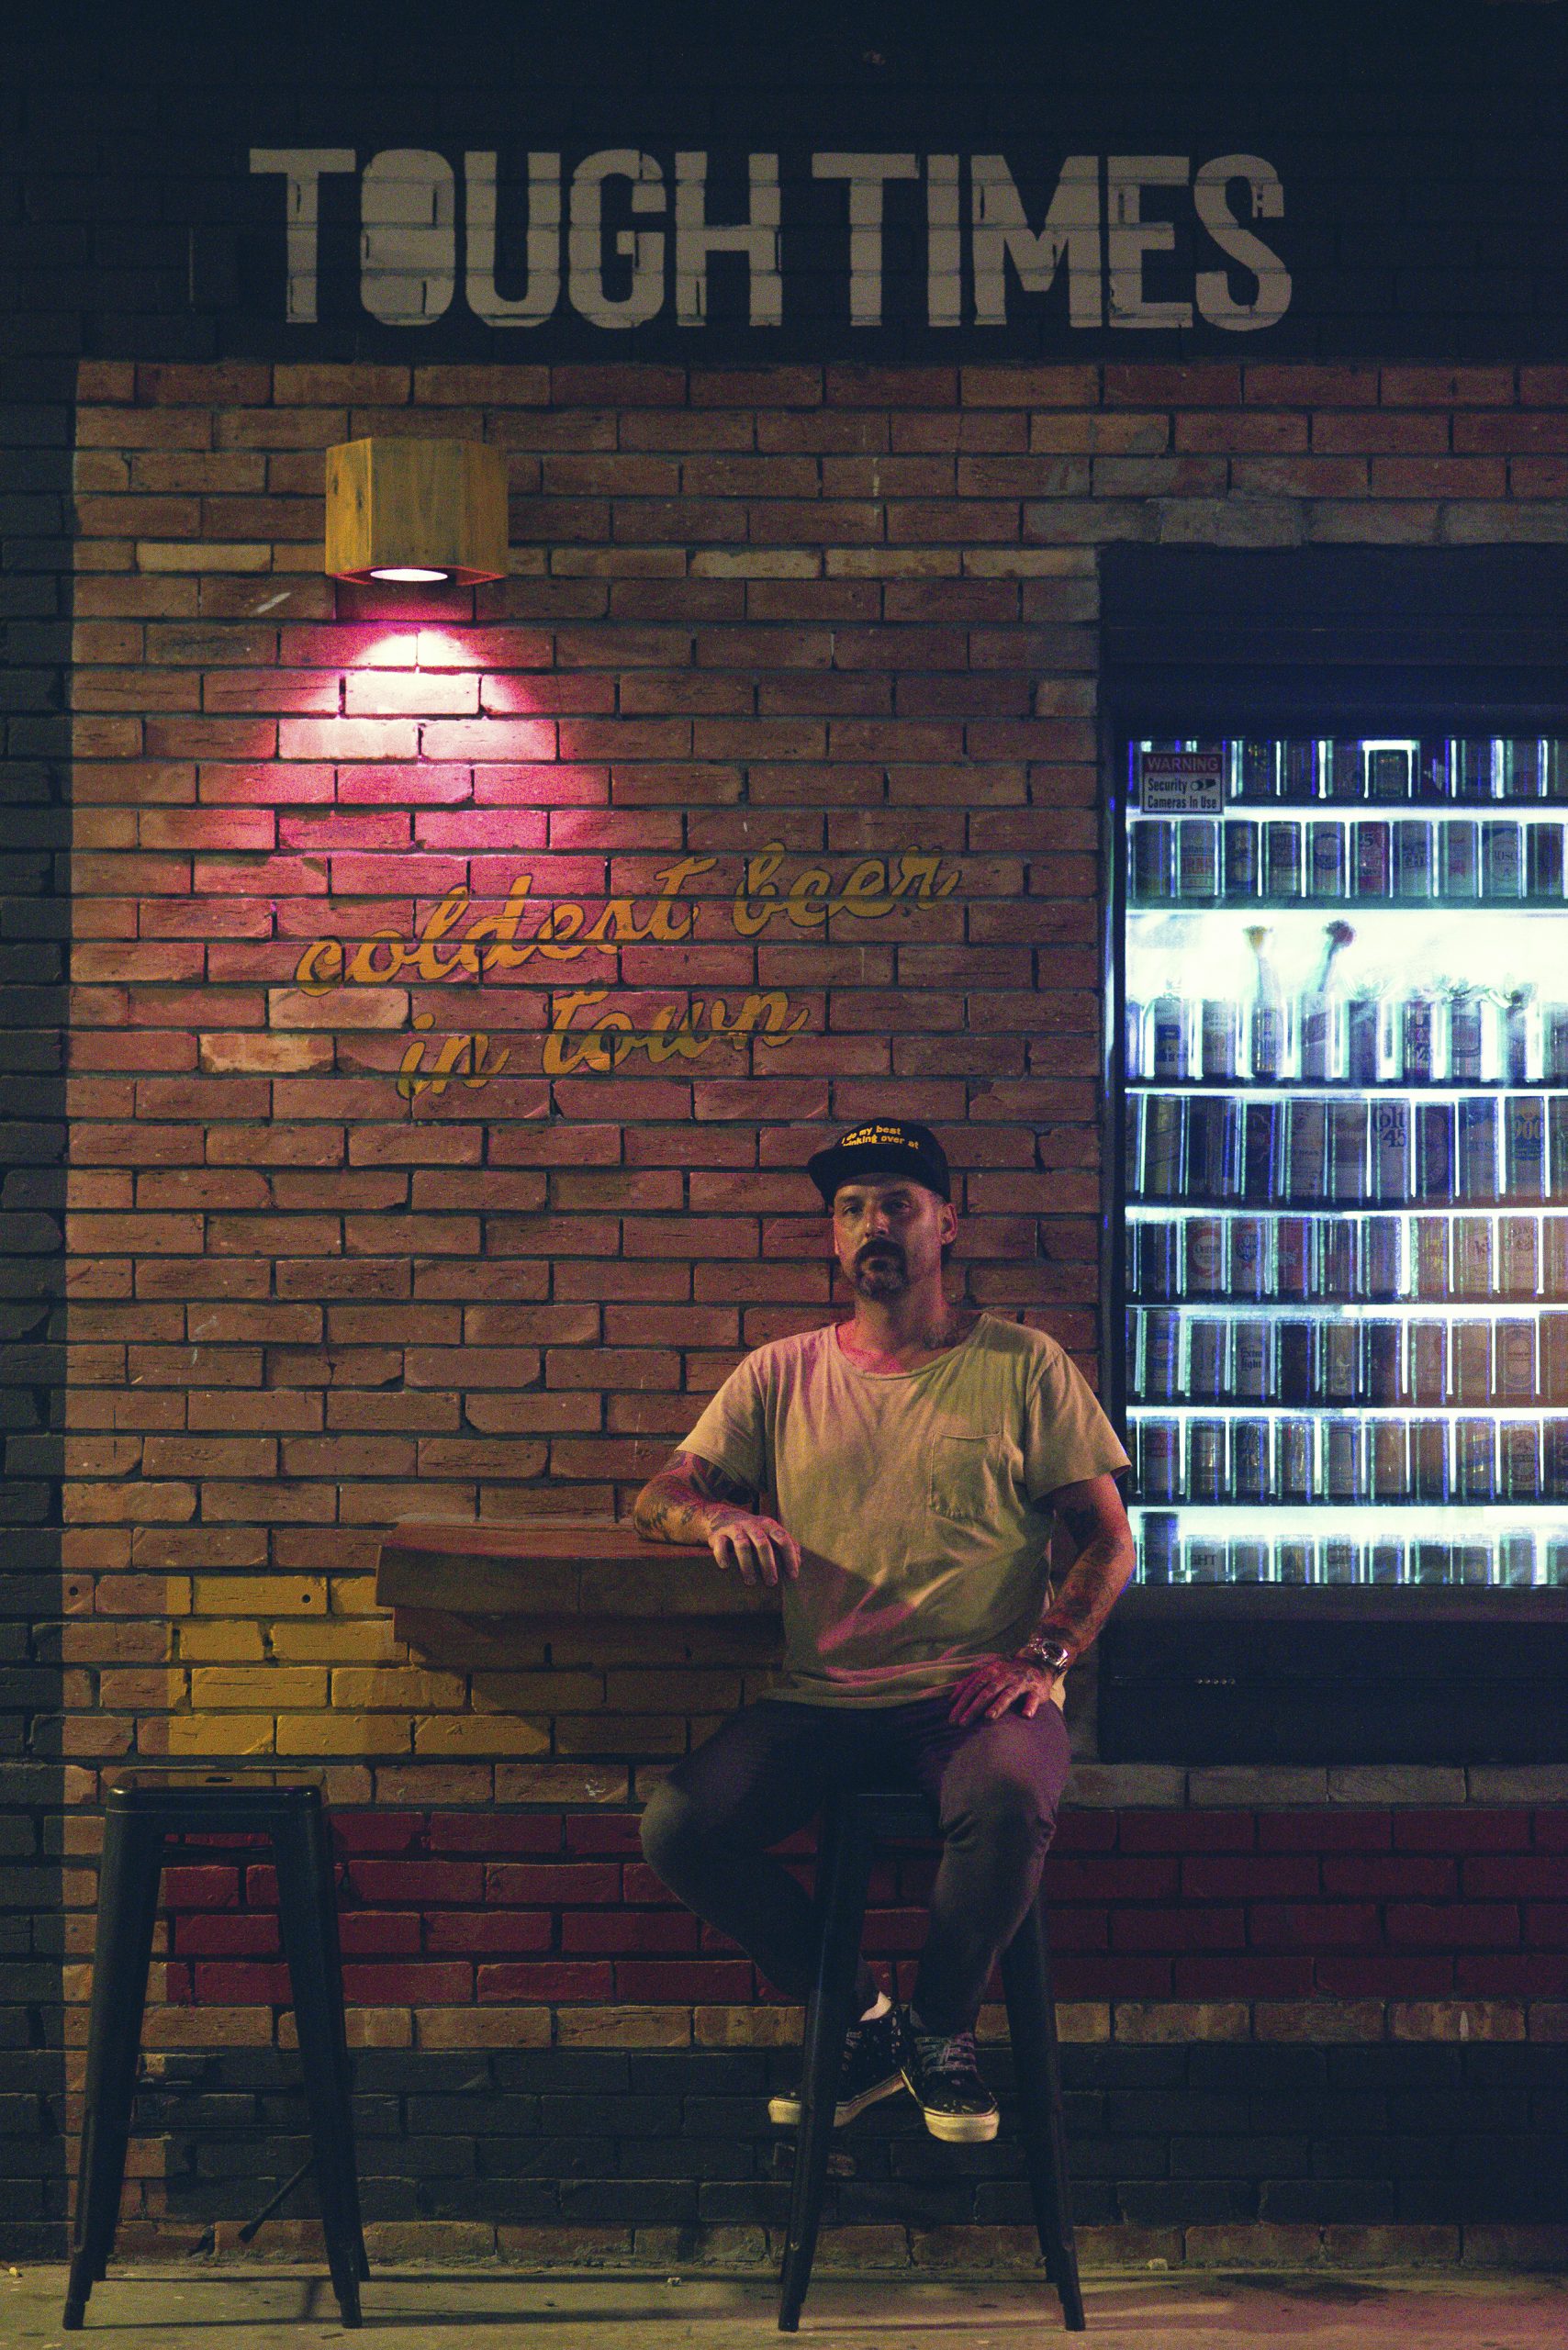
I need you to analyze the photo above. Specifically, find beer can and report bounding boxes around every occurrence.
[1139,1417,1181,1503]
[1264,820,1304,899]
[1494,1315,1538,1404]
[1410,1416,1450,1501]
[1178,818,1221,901]
[1232,1316,1272,1400]
[1365,1318,1406,1403]
[1144,1097,1184,1198]
[1229,1537,1270,1582]
[1200,998,1240,1081]
[1287,1098,1329,1203]
[1354,820,1391,898]
[1448,990,1485,1081]
[1367,744,1412,800]
[1408,1319,1448,1405]
[1241,1102,1283,1203]
[1276,1415,1315,1501]
[1413,1541,1454,1587]
[1125,1093,1146,1196]
[1370,1417,1409,1499]
[1439,820,1480,901]
[1527,819,1565,903]
[1275,1539,1312,1586]
[1455,1417,1495,1502]
[1415,1103,1455,1202]
[1505,736,1549,799]
[1551,1098,1568,1198]
[1551,1540,1568,1589]
[1347,995,1383,1083]
[1319,1538,1361,1586]
[1497,1532,1539,1589]
[1283,739,1320,799]
[1329,1100,1369,1203]
[1544,1415,1568,1497]
[1482,819,1524,900]
[1231,1416,1271,1502]
[1451,736,1500,801]
[1239,738,1281,800]
[1150,995,1191,1081]
[1138,1512,1180,1583]
[1371,1099,1410,1203]
[1361,1215,1403,1300]
[1452,1318,1494,1404]
[1544,1009,1568,1084]
[1186,1102,1241,1202]
[1503,992,1531,1085]
[1186,1417,1226,1503]
[1412,1216,1450,1299]
[1320,1320,1361,1401]
[1498,1214,1540,1299]
[1275,1215,1311,1302]
[1393,820,1434,901]
[1141,1308,1181,1401]
[1323,1415,1365,1500]
[1132,820,1176,901]
[1314,1217,1357,1302]
[1543,1315,1568,1401]
[1309,821,1348,900]
[1137,1217,1181,1301]
[1278,1320,1313,1404]
[1223,819,1260,900]
[1230,1215,1271,1301]
[1417,737,1451,800]
[1368,1539,1406,1584]
[1184,1534,1227,1584]
[1499,1419,1541,1502]
[1453,1214,1495,1300]
[1401,995,1437,1083]
[1187,1316,1226,1401]
[1457,1096,1500,1202]
[1548,1225,1568,1302]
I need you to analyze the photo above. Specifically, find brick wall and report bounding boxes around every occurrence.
[42,356,1568,2261]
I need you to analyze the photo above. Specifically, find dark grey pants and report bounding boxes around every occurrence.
[639,1691,1072,2036]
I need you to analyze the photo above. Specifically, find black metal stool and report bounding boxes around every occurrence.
[778,1786,1084,2333]
[64,1770,368,2332]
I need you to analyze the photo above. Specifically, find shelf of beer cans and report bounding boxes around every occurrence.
[1120,736,1568,1591]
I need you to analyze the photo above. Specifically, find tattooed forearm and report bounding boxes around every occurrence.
[1033,1479,1137,1659]
[633,1450,760,1545]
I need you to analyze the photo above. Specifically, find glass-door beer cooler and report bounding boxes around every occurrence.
[1115,733,1568,1592]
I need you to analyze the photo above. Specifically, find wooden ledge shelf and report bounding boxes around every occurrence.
[375,1519,782,1622]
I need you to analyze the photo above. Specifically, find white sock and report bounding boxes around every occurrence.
[858,1990,891,2024]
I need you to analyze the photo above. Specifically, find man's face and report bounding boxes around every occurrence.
[831,1178,957,1300]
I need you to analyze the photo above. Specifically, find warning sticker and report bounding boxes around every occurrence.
[1137,748,1226,812]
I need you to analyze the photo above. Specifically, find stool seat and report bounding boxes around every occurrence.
[64,1771,367,2331]
[778,1783,1084,2333]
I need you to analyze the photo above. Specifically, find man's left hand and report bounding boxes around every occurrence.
[946,1654,1058,1724]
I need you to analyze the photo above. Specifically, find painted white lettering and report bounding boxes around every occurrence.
[1194,154,1291,331]
[674,151,782,326]
[925,154,961,328]
[1106,156,1192,330]
[465,151,561,327]
[250,148,355,324]
[812,151,919,327]
[569,150,666,329]
[970,153,1102,329]
[360,150,457,326]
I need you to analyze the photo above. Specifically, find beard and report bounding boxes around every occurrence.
[850,1242,909,1298]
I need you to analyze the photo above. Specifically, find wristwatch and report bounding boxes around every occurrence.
[1015,1632,1074,1677]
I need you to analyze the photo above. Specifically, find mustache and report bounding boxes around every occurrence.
[855,1240,905,1264]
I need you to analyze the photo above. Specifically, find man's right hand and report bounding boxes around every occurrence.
[708,1509,801,1586]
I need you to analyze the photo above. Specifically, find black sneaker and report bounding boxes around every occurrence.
[901,2017,1000,2143]
[767,2003,907,2129]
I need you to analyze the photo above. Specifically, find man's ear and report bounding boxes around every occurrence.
[938,1198,958,1247]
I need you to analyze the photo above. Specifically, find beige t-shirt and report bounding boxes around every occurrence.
[679,1313,1129,1709]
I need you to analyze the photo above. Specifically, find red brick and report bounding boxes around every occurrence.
[613,1959,754,2000]
[1250,1903,1382,1950]
[562,1912,699,1953]
[1172,1955,1316,1998]
[1118,1811,1256,1853]
[1386,1903,1519,1949]
[476,1962,614,2000]
[426,1911,554,1954]
[343,1859,483,1904]
[1393,1809,1530,1853]
[486,1862,621,1905]
[1109,1907,1247,1952]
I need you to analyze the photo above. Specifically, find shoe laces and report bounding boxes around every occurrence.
[913,2025,980,2080]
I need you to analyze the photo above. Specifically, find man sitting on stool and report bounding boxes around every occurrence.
[635,1121,1134,2143]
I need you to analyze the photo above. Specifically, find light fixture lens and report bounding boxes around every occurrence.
[368,565,452,584]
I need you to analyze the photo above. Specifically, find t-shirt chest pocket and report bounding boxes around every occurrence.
[929,1432,1005,1523]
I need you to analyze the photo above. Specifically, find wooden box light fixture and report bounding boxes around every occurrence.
[324,436,509,585]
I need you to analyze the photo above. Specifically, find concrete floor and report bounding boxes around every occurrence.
[4,2266,1565,2348]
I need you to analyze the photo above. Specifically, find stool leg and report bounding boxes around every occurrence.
[273,1813,364,2329]
[778,1799,875,2334]
[310,1810,369,2280]
[999,1894,1085,2333]
[63,1814,164,2330]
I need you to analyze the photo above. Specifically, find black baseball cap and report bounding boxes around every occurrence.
[806,1120,951,1209]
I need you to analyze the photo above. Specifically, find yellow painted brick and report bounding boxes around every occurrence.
[694,2006,799,2048]
[140,2007,274,2048]
[176,1623,265,1662]
[554,1715,687,1757]
[279,2006,411,2052]
[330,1574,383,1616]
[274,1714,412,1756]
[157,1715,276,1760]
[189,1665,329,1709]
[412,1715,551,1758]
[1391,2001,1526,2043]
[416,2006,551,2050]
[469,1671,602,1711]
[603,1671,745,1711]
[330,1667,465,1709]
[555,2007,690,2048]
[270,1621,403,1662]
[192,1575,326,1617]
[1113,2001,1250,2043]
[137,542,272,573]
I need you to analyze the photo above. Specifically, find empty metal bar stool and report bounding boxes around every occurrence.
[64,1770,368,2332]
[778,1785,1084,2333]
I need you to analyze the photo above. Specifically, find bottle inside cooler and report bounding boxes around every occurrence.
[1122,731,1568,1590]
